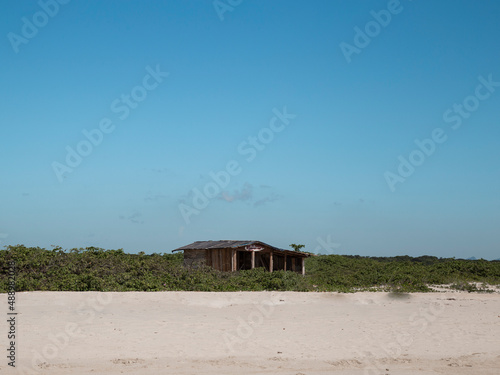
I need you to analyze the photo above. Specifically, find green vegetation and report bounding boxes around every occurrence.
[1,245,499,293]
[289,244,305,252]
[306,254,500,293]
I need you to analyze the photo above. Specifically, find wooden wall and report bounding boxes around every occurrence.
[206,248,232,272]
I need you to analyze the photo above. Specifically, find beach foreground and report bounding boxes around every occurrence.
[1,291,499,374]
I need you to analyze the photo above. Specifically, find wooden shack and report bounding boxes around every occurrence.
[172,240,311,275]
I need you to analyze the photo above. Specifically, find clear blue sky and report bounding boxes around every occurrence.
[1,0,499,259]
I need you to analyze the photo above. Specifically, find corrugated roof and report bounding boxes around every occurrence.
[172,240,311,257]
[173,240,255,250]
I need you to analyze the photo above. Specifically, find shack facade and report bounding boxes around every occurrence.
[172,240,310,275]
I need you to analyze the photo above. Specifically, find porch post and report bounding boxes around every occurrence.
[284,254,287,271]
[251,251,255,269]
[301,257,305,276]
[269,251,273,272]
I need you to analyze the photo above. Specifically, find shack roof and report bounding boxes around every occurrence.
[172,240,311,257]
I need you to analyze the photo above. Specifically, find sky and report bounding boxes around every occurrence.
[1,0,499,259]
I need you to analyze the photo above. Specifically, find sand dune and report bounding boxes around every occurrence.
[1,291,499,374]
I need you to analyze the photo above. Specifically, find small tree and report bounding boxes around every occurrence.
[289,244,305,252]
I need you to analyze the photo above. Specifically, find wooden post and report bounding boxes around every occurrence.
[284,255,287,271]
[251,251,255,269]
[269,251,273,272]
[301,257,305,276]
[231,250,236,272]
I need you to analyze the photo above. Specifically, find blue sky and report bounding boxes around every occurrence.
[1,0,499,259]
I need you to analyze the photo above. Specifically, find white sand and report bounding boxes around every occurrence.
[1,291,499,374]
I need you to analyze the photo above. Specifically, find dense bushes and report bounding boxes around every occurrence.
[1,245,499,293]
[306,254,500,292]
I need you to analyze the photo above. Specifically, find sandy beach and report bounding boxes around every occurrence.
[2,291,499,374]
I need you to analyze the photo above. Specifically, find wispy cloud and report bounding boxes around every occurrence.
[219,182,253,202]
[254,193,281,207]
[119,212,144,224]
[177,181,282,209]
[219,183,281,207]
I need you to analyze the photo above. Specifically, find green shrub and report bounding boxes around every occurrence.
[1,245,499,293]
